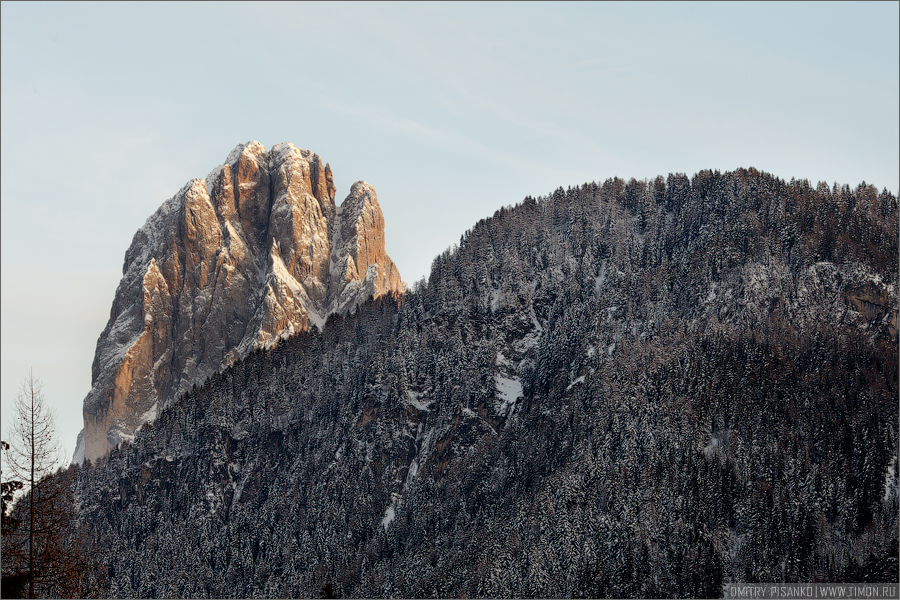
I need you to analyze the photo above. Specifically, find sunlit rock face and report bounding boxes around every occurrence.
[77,141,404,463]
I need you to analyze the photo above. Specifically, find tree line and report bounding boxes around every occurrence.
[7,167,897,597]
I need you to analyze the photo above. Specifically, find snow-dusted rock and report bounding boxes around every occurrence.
[77,142,403,463]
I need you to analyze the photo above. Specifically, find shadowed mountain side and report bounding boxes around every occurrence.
[74,168,897,597]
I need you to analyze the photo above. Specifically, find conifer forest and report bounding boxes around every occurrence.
[8,168,899,597]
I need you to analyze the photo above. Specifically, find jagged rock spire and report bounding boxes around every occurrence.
[75,142,404,463]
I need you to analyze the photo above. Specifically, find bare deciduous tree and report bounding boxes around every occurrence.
[2,372,107,598]
[3,372,62,597]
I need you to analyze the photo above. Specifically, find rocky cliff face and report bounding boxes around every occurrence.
[75,141,404,463]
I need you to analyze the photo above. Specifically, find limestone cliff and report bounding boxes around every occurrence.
[75,142,403,463]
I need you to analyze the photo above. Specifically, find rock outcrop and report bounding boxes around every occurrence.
[75,142,404,463]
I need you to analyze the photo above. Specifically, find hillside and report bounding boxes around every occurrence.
[73,168,898,597]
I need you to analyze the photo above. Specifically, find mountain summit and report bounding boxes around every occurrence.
[75,141,404,463]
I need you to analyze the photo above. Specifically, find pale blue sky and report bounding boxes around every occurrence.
[2,1,898,462]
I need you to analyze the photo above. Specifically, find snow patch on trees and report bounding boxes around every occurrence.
[495,375,522,416]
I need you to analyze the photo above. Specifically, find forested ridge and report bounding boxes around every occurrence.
[70,168,897,597]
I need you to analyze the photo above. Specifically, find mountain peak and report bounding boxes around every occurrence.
[77,142,404,463]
